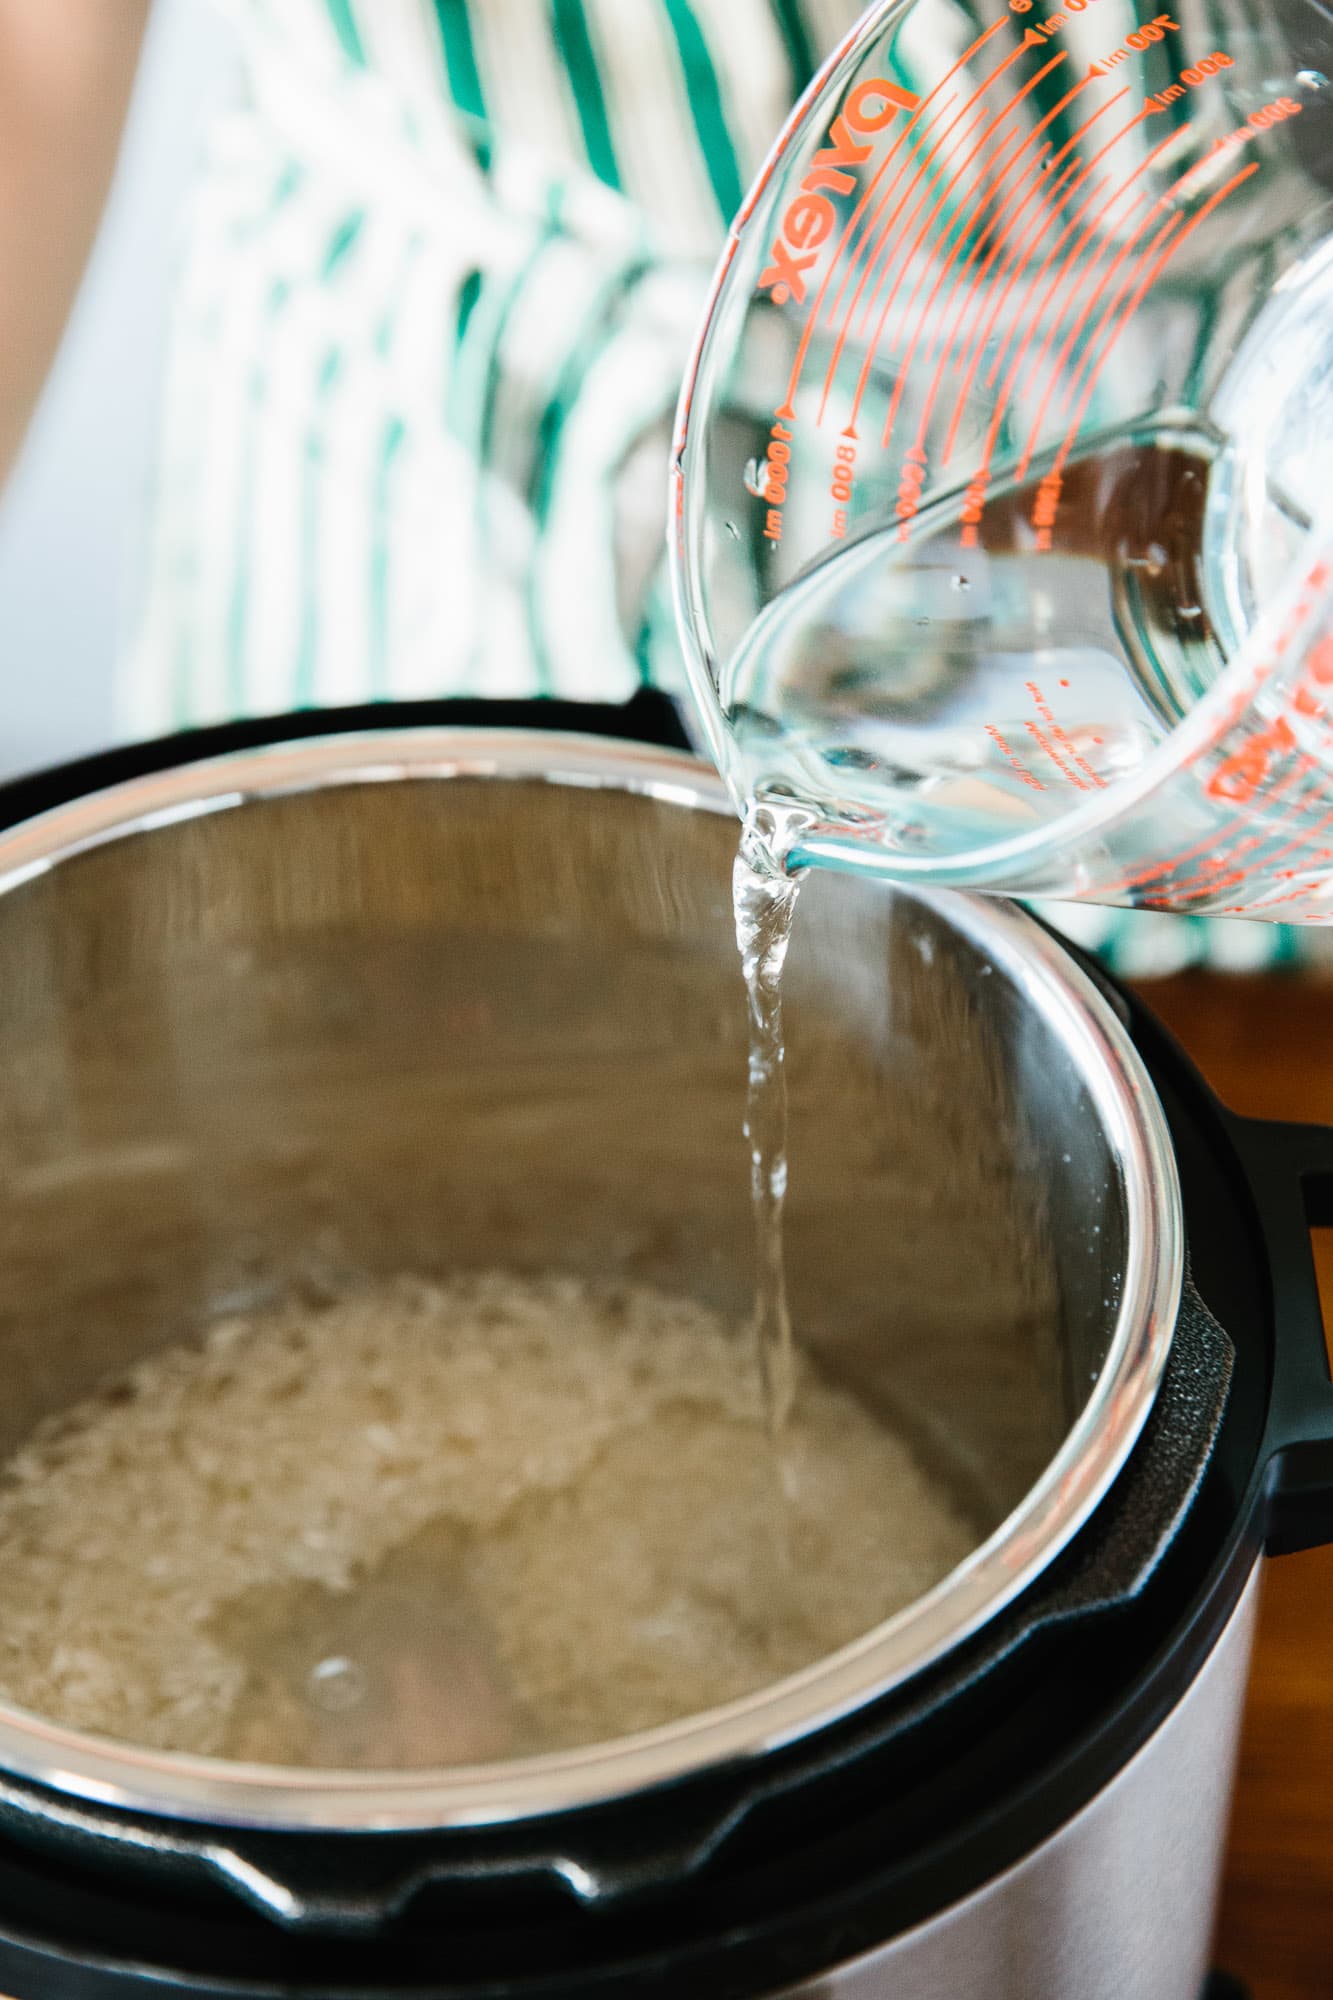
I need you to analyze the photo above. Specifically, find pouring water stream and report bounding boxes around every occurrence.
[732,802,814,1443]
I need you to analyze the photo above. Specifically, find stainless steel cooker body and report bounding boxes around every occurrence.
[0,696,1327,2000]
[788,1572,1261,1999]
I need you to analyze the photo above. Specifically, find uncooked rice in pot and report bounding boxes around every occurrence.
[0,1273,976,1766]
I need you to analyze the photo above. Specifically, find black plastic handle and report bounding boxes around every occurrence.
[1233,1114,1333,1555]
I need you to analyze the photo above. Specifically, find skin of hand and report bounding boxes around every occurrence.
[0,0,151,484]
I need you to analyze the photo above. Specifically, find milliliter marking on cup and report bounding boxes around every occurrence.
[1088,11,1183,74]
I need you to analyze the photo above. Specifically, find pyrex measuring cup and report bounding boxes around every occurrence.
[670,0,1333,919]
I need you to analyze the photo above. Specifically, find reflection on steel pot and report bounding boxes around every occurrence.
[0,697,1325,2000]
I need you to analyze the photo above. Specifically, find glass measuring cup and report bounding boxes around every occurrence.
[670,0,1333,920]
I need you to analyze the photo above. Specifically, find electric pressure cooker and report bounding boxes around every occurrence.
[0,691,1328,2000]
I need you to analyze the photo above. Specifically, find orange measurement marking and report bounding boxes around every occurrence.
[819,99,985,419]
[777,17,1008,417]
[1024,718,1091,789]
[927,139,1057,339]
[1044,210,1185,439]
[1163,767,1325,906]
[976,103,1153,388]
[825,17,1008,258]
[1168,852,1284,908]
[936,152,1086,462]
[938,60,1098,295]
[1114,754,1314,899]
[871,52,1070,442]
[985,722,1046,791]
[842,45,1055,438]
[1243,803,1333,908]
[877,144,1061,456]
[1009,159,1255,614]
[906,140,1055,444]
[1160,866,1255,908]
[1043,207,1190,445]
[941,92,1134,464]
[953,118,1166,502]
[907,68,1096,452]
[1010,128,1181,473]
[1049,162,1258,472]
[868,45,1070,356]
[1216,736,1328,852]
[958,122,1168,497]
[950,85,1129,327]
[1087,11,1182,76]
[1144,47,1233,109]
[818,106,958,341]
[1177,90,1301,193]
[986,121,1172,399]
[822,38,1039,422]
[1208,717,1300,806]
[1026,678,1108,787]
[850,40,1035,344]
[943,160,1072,391]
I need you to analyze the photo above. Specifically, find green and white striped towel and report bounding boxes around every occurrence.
[121,0,1316,975]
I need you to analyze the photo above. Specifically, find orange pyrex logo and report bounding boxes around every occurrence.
[757,78,921,306]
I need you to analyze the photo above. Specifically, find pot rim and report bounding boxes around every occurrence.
[0,728,1183,1832]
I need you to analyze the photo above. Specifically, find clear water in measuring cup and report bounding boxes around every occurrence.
[720,424,1232,871]
[675,0,1333,908]
[720,316,1330,879]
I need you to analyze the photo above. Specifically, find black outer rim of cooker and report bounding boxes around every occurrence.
[0,696,1294,1999]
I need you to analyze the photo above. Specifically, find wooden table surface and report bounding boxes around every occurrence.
[1134,973,1333,2000]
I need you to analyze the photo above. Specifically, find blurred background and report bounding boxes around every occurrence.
[0,0,241,779]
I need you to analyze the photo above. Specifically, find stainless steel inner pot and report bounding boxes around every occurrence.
[0,731,1181,1832]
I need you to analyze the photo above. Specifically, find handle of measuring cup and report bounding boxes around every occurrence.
[1234,1116,1333,1555]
